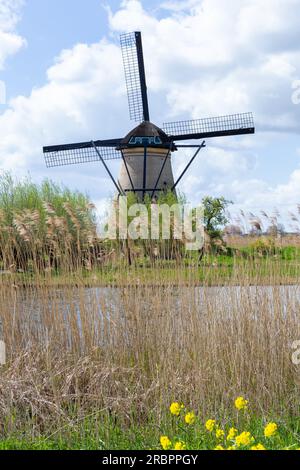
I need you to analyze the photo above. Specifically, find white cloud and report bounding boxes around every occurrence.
[159,0,200,12]
[108,0,300,131]
[0,0,23,31]
[0,39,126,162]
[0,0,26,69]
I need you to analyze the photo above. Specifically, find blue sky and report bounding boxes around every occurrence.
[3,1,129,97]
[2,0,169,99]
[1,0,300,230]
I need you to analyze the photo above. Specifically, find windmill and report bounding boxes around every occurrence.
[43,32,255,200]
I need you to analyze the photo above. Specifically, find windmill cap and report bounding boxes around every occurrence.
[120,121,175,149]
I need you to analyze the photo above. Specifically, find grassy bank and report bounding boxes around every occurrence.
[2,250,300,287]
[0,409,299,450]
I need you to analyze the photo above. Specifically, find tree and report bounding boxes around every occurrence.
[202,196,232,240]
[202,196,232,243]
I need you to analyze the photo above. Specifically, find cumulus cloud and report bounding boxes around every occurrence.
[0,37,129,201]
[0,0,26,69]
[109,0,300,131]
[0,0,300,224]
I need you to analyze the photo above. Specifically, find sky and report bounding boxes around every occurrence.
[0,0,300,230]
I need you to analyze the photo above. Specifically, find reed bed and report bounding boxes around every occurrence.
[0,174,98,273]
[0,175,299,446]
[0,267,299,440]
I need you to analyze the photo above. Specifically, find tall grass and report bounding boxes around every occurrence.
[0,268,299,440]
[0,175,190,275]
[0,174,97,272]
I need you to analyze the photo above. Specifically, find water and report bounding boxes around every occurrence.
[14,284,300,320]
[3,284,300,351]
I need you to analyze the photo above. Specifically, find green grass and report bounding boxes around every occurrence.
[4,251,300,288]
[0,413,299,450]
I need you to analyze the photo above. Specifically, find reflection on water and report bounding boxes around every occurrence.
[2,284,300,351]
[15,284,300,318]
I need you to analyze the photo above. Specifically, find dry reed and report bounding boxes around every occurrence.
[0,265,299,437]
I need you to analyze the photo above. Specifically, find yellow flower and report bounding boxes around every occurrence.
[234,396,248,411]
[214,445,225,450]
[227,427,238,441]
[205,419,216,432]
[216,428,225,440]
[185,412,196,425]
[264,422,278,438]
[174,441,186,450]
[251,443,266,450]
[227,446,236,450]
[235,431,254,447]
[160,436,172,450]
[170,402,184,416]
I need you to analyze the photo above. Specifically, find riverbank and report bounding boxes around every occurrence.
[0,277,299,450]
[1,253,300,287]
[0,248,299,450]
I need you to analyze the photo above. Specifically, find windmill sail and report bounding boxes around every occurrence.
[43,140,122,168]
[163,112,255,141]
[120,31,150,123]
[42,31,256,200]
